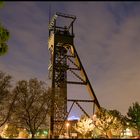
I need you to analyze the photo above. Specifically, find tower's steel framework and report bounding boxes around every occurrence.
[48,12,100,138]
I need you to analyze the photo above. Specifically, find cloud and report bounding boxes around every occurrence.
[0,2,49,81]
[92,4,140,114]
[61,2,140,115]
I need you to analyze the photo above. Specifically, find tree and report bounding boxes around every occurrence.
[0,1,10,56]
[11,78,51,138]
[0,71,11,102]
[0,1,4,8]
[0,24,9,56]
[0,71,17,127]
[74,115,95,138]
[109,109,127,137]
[126,102,140,136]
[94,107,124,138]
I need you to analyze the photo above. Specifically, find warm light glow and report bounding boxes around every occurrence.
[65,122,70,138]
[66,122,70,127]
[92,114,97,121]
[125,128,132,136]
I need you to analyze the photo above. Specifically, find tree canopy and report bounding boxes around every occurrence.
[74,115,94,138]
[126,102,140,136]
[11,78,51,138]
[0,71,15,127]
[94,107,125,138]
[0,71,12,102]
[0,1,10,56]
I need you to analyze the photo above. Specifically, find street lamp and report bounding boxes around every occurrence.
[66,122,70,138]
[92,114,97,122]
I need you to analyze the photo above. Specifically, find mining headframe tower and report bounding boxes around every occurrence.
[48,12,100,139]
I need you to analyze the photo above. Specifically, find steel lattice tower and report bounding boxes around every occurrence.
[48,12,100,138]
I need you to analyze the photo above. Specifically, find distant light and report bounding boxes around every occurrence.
[125,128,132,136]
[68,116,80,120]
[43,130,48,135]
[66,122,70,127]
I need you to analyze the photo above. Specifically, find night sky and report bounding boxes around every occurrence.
[0,2,140,118]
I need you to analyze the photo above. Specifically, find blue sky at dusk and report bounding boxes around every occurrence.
[0,2,140,118]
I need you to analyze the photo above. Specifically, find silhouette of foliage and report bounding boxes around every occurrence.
[11,78,51,138]
[0,71,16,127]
[126,102,140,136]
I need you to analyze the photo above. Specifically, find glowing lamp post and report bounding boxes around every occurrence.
[92,114,97,122]
[66,122,70,138]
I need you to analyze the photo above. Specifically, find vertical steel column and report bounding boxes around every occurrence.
[49,19,56,139]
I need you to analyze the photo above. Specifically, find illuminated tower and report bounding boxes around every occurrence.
[48,12,100,138]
